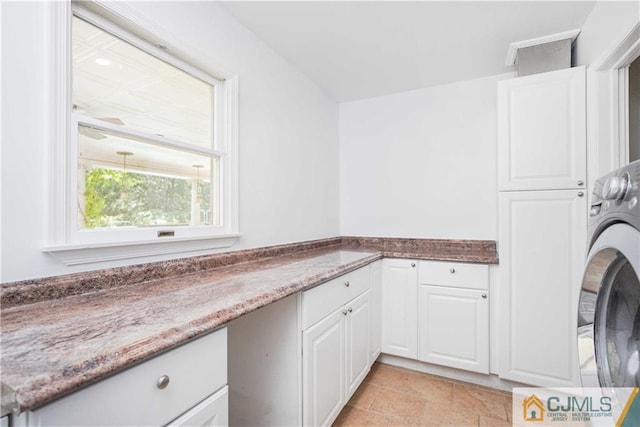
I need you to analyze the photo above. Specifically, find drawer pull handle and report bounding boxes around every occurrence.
[411,263,416,267]
[450,268,456,273]
[344,281,350,287]
[157,375,170,389]
[481,293,487,299]
[342,309,348,316]
[348,307,353,313]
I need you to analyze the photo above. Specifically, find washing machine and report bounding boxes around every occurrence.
[578,160,640,388]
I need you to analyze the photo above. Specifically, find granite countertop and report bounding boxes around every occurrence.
[0,237,498,416]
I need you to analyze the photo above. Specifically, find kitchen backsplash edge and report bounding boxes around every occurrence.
[1,236,498,308]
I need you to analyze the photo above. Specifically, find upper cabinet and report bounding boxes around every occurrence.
[498,67,586,191]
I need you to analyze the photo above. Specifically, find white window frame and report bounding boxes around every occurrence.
[592,21,640,172]
[43,1,239,266]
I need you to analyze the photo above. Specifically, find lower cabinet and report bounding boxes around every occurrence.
[21,328,228,427]
[344,291,372,397]
[418,285,489,374]
[417,261,490,374]
[302,267,372,427]
[168,386,229,427]
[381,258,418,359]
[302,305,346,427]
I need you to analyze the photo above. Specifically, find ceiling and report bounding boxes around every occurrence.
[221,1,596,102]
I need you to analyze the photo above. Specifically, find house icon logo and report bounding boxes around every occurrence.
[523,394,545,422]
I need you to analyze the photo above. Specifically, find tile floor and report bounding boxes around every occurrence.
[333,363,513,426]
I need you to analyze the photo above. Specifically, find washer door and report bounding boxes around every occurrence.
[579,224,640,387]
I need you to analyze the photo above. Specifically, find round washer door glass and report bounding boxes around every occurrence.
[595,255,640,387]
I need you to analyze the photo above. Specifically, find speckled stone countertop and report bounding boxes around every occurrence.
[0,237,497,415]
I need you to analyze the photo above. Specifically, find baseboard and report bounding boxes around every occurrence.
[377,353,529,393]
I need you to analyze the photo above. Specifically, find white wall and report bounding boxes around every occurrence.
[340,73,511,240]
[574,1,639,67]
[574,1,640,185]
[1,1,339,282]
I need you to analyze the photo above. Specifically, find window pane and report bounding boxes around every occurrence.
[78,125,219,229]
[72,16,214,148]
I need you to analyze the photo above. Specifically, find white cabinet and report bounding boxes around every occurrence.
[369,260,382,361]
[497,66,588,387]
[417,261,489,374]
[497,66,586,191]
[498,190,587,386]
[418,285,489,374]
[24,328,228,426]
[302,307,346,427]
[301,267,372,427]
[345,291,372,397]
[168,386,229,427]
[381,258,418,359]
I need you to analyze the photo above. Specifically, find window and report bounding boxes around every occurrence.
[45,3,238,264]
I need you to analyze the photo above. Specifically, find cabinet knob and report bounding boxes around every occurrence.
[342,309,348,316]
[348,307,353,313]
[577,180,584,186]
[481,293,487,299]
[577,191,584,197]
[411,263,416,267]
[450,268,456,274]
[344,281,350,287]
[157,374,170,389]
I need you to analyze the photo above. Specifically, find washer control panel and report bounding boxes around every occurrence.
[590,160,640,235]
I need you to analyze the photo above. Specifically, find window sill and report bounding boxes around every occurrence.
[43,234,240,266]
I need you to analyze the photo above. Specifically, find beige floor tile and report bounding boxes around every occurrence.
[406,372,454,403]
[370,388,428,424]
[505,394,513,421]
[335,364,511,427]
[366,363,411,392]
[452,383,509,420]
[347,381,383,410]
[479,415,512,426]
[421,401,479,426]
[333,405,391,426]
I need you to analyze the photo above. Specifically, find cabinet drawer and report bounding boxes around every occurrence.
[302,267,369,329]
[418,261,488,289]
[168,385,229,427]
[30,328,227,426]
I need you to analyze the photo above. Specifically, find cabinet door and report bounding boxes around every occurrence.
[168,386,229,427]
[345,290,371,398]
[369,261,382,362]
[498,67,586,191]
[418,286,489,374]
[498,190,587,386]
[302,309,345,427]
[381,259,418,359]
